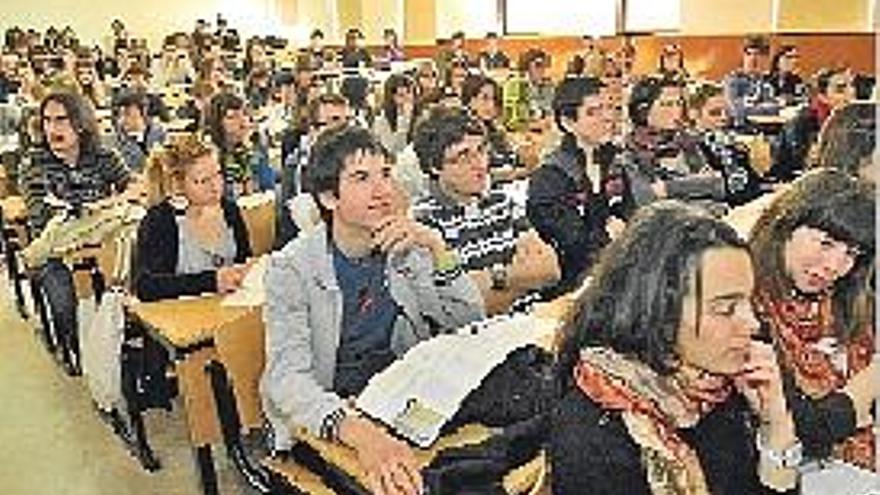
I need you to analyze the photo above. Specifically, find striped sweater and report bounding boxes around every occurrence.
[18,146,130,236]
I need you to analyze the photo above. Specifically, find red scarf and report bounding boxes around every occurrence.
[754,290,875,470]
[574,348,733,494]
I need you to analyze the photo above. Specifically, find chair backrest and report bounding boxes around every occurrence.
[213,308,266,431]
[240,196,277,257]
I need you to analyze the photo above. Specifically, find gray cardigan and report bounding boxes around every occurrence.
[261,224,485,448]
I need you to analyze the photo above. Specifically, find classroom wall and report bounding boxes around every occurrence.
[679,0,774,35]
[776,0,873,32]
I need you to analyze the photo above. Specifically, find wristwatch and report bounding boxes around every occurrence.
[755,430,803,469]
[490,263,509,291]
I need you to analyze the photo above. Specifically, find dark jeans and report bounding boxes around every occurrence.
[35,258,79,370]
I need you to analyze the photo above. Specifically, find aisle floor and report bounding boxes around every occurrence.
[0,274,246,494]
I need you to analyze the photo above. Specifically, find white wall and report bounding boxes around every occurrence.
[361,0,404,43]
[680,0,774,35]
[505,0,616,36]
[435,0,497,38]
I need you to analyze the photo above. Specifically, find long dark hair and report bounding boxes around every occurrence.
[813,102,875,177]
[557,201,749,386]
[39,90,100,156]
[203,91,245,152]
[381,73,417,134]
[749,169,875,341]
[461,74,501,115]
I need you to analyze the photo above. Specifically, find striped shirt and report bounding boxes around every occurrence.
[413,183,530,274]
[19,146,130,236]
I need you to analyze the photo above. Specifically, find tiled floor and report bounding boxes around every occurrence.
[0,275,246,494]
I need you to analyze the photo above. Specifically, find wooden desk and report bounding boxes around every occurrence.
[126,296,261,492]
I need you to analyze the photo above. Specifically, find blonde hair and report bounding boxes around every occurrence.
[144,133,217,206]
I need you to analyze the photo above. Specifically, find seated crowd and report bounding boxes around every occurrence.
[1,16,877,495]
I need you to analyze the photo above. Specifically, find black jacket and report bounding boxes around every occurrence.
[133,199,252,302]
[550,387,799,495]
[526,142,628,294]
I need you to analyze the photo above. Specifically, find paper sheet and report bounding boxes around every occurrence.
[355,312,560,447]
[221,255,269,307]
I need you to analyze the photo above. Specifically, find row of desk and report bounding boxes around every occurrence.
[124,283,568,494]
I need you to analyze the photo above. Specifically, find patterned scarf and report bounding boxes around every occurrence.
[754,290,875,470]
[574,347,734,495]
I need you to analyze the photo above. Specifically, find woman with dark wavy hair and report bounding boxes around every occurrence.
[553,201,799,494]
[812,101,876,183]
[371,73,418,155]
[750,169,877,470]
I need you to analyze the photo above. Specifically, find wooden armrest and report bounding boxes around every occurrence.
[262,457,336,495]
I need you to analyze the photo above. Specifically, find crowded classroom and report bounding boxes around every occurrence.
[0,0,876,493]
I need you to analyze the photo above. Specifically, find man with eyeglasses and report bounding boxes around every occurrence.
[276,93,351,247]
[413,106,559,315]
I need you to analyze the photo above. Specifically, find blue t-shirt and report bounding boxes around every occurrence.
[331,244,398,397]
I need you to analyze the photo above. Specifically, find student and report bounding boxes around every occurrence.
[203,92,276,198]
[806,67,855,133]
[553,201,799,494]
[527,77,625,295]
[657,43,689,83]
[724,36,774,129]
[413,106,559,314]
[276,93,351,246]
[442,56,469,99]
[477,32,510,71]
[134,134,252,302]
[749,169,876,470]
[519,49,555,118]
[460,73,533,180]
[122,63,169,122]
[625,76,726,211]
[380,28,405,64]
[775,67,856,182]
[413,59,442,109]
[339,28,371,69]
[261,126,484,495]
[111,89,166,172]
[20,91,131,374]
[767,45,805,104]
[688,82,764,206]
[811,101,876,183]
[371,73,418,155]
[304,28,331,70]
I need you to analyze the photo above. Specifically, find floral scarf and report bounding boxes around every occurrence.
[574,347,734,495]
[754,290,875,470]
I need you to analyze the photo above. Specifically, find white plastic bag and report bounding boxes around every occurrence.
[81,288,126,412]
